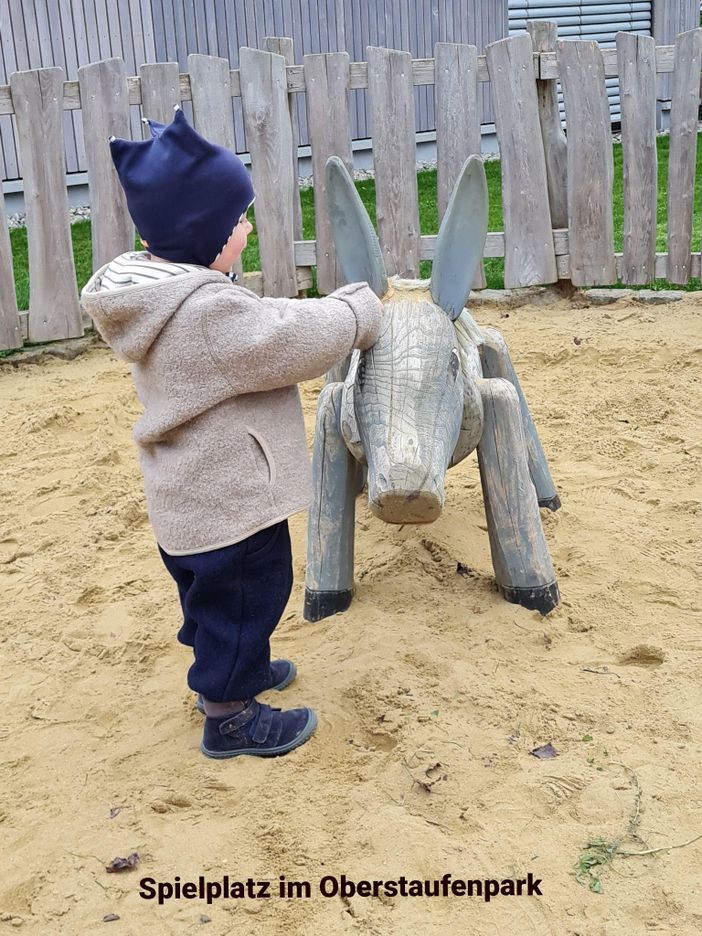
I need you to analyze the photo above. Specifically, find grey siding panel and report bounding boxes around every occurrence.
[1,0,509,181]
[58,0,82,172]
[151,0,167,61]
[160,0,176,60]
[0,0,19,179]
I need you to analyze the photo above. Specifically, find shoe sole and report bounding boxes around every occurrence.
[200,709,317,759]
[195,662,297,715]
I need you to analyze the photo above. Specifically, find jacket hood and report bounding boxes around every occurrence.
[81,261,226,362]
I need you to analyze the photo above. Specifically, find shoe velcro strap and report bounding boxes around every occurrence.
[252,704,274,743]
[219,703,257,736]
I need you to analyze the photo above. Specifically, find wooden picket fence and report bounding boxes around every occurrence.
[1,22,702,351]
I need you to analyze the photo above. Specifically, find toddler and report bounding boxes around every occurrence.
[80,106,383,759]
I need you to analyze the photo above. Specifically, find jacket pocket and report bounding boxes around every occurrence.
[246,426,277,487]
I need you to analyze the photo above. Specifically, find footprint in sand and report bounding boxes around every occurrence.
[618,645,665,668]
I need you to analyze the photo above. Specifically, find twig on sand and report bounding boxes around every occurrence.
[575,761,702,892]
[610,761,642,837]
[423,817,452,833]
[617,831,702,858]
[581,666,621,678]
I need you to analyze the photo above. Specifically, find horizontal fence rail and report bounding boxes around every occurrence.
[2,25,702,351]
[0,44,695,115]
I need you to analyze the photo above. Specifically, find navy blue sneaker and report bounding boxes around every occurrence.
[195,659,297,714]
[200,698,317,759]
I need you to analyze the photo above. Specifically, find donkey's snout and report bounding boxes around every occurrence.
[369,466,444,524]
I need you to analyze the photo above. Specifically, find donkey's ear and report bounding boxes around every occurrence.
[325,156,388,298]
[430,156,488,321]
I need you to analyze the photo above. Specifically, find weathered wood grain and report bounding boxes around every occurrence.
[324,155,388,298]
[356,295,463,524]
[430,155,488,318]
[527,21,568,231]
[486,35,557,288]
[558,39,616,286]
[265,37,303,245]
[434,42,485,289]
[188,53,243,281]
[304,381,359,621]
[0,45,694,118]
[295,228,574,267]
[666,28,702,284]
[479,327,559,510]
[78,58,134,271]
[540,45,677,80]
[138,61,180,132]
[367,46,420,278]
[0,186,20,349]
[476,376,559,615]
[617,32,657,285]
[240,47,298,297]
[652,0,699,100]
[304,53,354,295]
[10,67,82,342]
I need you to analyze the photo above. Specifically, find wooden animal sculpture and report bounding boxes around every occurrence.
[304,155,561,622]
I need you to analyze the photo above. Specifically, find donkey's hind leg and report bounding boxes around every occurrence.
[304,382,361,622]
[476,377,560,615]
[479,327,560,511]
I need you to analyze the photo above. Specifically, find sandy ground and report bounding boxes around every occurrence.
[1,291,701,936]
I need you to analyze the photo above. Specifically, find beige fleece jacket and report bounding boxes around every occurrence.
[80,261,382,554]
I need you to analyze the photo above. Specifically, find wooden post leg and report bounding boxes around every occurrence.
[325,352,352,385]
[476,378,560,615]
[480,327,560,511]
[354,463,367,496]
[304,382,359,621]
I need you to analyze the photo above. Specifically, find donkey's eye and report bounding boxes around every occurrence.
[449,349,460,381]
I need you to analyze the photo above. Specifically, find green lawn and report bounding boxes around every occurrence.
[8,133,702,309]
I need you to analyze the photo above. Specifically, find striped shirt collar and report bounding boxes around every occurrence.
[98,251,203,290]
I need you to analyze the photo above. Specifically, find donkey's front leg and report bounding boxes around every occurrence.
[476,377,560,616]
[304,382,361,622]
[479,327,560,511]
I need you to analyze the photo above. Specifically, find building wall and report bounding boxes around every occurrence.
[0,0,507,183]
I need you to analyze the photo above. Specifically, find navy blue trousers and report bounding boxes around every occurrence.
[158,520,293,702]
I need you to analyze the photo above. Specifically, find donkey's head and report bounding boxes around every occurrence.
[326,155,488,524]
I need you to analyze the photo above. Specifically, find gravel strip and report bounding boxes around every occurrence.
[2,127,678,230]
[4,155,500,229]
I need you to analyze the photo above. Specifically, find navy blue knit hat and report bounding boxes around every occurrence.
[109,106,255,267]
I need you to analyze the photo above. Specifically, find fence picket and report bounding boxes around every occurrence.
[78,58,134,272]
[617,32,657,285]
[666,28,702,285]
[526,21,567,231]
[557,39,616,286]
[3,38,702,352]
[0,190,20,350]
[188,54,244,281]
[240,47,298,297]
[265,38,303,245]
[303,52,353,295]
[486,35,557,288]
[434,42,485,289]
[10,67,83,342]
[139,61,181,132]
[367,47,420,279]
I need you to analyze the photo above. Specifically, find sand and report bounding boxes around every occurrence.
[1,291,701,936]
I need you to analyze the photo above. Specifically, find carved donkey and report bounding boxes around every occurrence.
[304,155,561,622]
